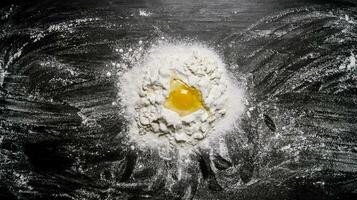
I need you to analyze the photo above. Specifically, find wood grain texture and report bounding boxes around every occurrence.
[1,0,357,199]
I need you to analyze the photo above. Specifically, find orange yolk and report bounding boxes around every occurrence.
[164,76,208,117]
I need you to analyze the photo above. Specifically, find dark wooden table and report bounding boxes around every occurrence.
[1,0,356,200]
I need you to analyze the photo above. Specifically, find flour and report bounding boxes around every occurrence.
[119,42,244,149]
[339,52,356,71]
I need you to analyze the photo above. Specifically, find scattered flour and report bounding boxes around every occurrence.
[0,42,27,86]
[47,17,100,33]
[344,14,355,24]
[346,53,356,70]
[339,53,356,71]
[119,42,245,149]
[138,9,152,17]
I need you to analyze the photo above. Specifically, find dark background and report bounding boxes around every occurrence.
[1,0,357,200]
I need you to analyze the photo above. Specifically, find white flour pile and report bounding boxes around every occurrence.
[119,42,244,148]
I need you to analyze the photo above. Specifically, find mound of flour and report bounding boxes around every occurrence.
[119,42,244,147]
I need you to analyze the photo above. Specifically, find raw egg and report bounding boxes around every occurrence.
[164,76,208,116]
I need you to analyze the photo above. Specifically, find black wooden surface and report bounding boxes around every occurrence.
[1,0,357,199]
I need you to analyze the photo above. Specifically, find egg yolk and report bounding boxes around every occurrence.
[164,76,208,117]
